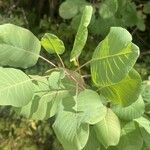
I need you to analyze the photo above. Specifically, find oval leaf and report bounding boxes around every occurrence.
[0,68,34,107]
[53,89,107,150]
[53,103,89,150]
[99,0,118,19]
[75,89,107,124]
[0,24,41,68]
[94,109,121,148]
[59,1,79,19]
[91,27,139,87]
[41,33,65,54]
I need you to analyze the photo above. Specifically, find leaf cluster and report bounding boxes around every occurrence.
[59,0,150,36]
[0,5,149,150]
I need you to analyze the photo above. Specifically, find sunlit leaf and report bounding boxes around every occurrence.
[91,27,139,87]
[41,33,65,54]
[99,69,142,106]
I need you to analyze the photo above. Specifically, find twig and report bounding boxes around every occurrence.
[82,74,91,78]
[39,55,57,67]
[75,60,91,72]
[140,51,150,58]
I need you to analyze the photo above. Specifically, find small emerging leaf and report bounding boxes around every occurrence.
[41,33,65,54]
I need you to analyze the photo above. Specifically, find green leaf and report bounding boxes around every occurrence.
[62,89,107,124]
[59,0,79,19]
[14,76,50,118]
[117,122,143,150]
[113,95,145,121]
[41,33,65,54]
[70,5,93,63]
[140,128,150,149]
[53,104,89,150]
[99,0,118,19]
[91,27,139,87]
[137,11,146,31]
[122,2,138,27]
[94,109,121,148]
[83,127,101,150]
[144,2,150,14]
[134,117,150,134]
[48,70,65,89]
[53,89,106,149]
[74,89,107,124]
[0,24,41,68]
[17,69,85,120]
[100,69,142,106]
[0,67,34,107]
[31,90,69,120]
[16,72,69,120]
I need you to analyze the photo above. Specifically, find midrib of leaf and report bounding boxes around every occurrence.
[0,78,32,92]
[98,76,134,89]
[0,75,50,92]
[46,36,57,53]
[93,51,131,61]
[0,43,39,57]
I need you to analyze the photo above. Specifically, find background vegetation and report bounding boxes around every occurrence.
[0,0,150,149]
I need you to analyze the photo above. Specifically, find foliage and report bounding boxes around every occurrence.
[59,0,149,36]
[0,5,149,150]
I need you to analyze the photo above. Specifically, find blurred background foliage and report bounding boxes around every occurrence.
[0,0,150,149]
